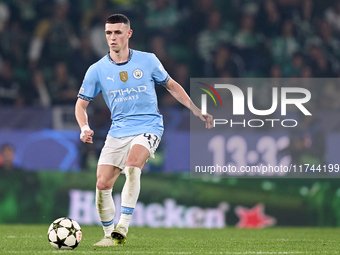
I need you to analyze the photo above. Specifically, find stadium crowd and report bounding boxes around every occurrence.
[0,0,340,110]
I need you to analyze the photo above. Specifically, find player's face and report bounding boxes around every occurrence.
[105,23,132,52]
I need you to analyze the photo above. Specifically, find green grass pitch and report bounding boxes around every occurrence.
[0,225,339,254]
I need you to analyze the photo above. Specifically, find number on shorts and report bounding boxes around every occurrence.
[143,133,159,148]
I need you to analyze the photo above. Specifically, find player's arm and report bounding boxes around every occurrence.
[164,77,213,129]
[75,98,94,143]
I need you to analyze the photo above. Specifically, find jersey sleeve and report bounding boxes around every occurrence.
[151,54,170,85]
[77,64,101,101]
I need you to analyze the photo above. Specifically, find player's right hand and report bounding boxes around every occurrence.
[80,125,94,144]
[81,130,94,143]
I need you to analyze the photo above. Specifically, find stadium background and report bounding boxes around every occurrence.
[1,0,340,228]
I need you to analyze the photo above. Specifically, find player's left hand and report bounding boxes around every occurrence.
[201,113,213,129]
[193,108,213,129]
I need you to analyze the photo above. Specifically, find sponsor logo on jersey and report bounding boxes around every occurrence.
[79,87,84,94]
[106,85,146,97]
[106,85,147,103]
[133,69,143,79]
[120,71,128,82]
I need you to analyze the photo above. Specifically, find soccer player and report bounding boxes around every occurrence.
[75,14,213,247]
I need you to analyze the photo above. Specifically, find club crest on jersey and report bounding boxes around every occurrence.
[120,71,128,83]
[133,69,143,79]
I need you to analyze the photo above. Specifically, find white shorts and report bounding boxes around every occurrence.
[98,133,160,170]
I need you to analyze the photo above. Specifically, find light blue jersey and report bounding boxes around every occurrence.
[78,49,169,138]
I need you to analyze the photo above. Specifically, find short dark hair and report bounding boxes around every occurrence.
[106,14,130,26]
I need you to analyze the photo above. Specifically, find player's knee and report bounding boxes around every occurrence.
[96,179,111,190]
[125,160,142,168]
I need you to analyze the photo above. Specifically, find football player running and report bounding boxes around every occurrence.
[75,14,213,247]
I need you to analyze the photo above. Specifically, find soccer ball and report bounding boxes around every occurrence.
[47,217,82,250]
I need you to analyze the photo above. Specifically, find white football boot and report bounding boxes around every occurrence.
[93,236,117,247]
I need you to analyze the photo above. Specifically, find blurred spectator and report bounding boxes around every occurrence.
[234,14,261,49]
[211,44,239,77]
[189,0,215,36]
[301,65,313,78]
[160,63,190,107]
[71,34,98,83]
[48,62,78,105]
[276,0,300,19]
[89,9,112,58]
[172,63,190,91]
[233,13,266,76]
[1,20,26,64]
[0,2,10,33]
[258,0,282,38]
[28,0,79,69]
[271,19,300,68]
[197,11,231,64]
[11,0,38,31]
[317,19,340,71]
[0,19,31,86]
[24,70,51,108]
[0,144,16,171]
[282,52,305,77]
[308,45,334,77]
[145,0,179,40]
[304,19,340,74]
[148,36,175,75]
[152,35,176,105]
[0,60,23,106]
[81,0,110,31]
[325,1,340,36]
[292,0,316,43]
[269,64,283,78]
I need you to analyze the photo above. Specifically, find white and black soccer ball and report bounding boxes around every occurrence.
[47,217,82,250]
